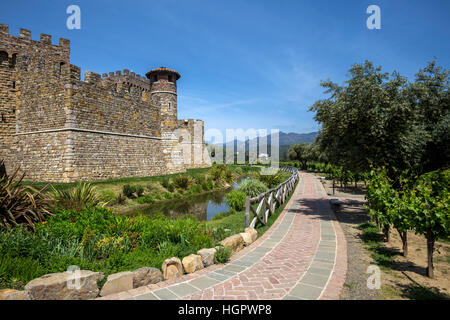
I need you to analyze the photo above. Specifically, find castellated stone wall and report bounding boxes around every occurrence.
[0,24,210,182]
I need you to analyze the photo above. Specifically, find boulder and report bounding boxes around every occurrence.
[100,271,134,297]
[182,254,204,274]
[24,270,103,300]
[240,232,253,246]
[245,228,258,242]
[197,248,216,267]
[161,257,183,280]
[220,234,244,254]
[133,267,163,288]
[0,289,30,300]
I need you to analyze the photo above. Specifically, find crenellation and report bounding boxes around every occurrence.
[0,24,8,34]
[19,28,31,40]
[58,38,70,50]
[40,33,51,44]
[84,71,101,84]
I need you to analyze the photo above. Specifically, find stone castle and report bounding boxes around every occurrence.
[0,24,211,182]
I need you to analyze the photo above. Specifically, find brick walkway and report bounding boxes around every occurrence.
[98,172,347,300]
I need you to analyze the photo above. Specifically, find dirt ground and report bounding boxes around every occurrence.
[313,173,450,300]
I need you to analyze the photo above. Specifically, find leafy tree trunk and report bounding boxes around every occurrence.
[355,180,357,190]
[332,179,335,195]
[426,229,435,279]
[383,224,390,242]
[398,230,408,257]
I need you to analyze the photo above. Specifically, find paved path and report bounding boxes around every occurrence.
[98,172,347,300]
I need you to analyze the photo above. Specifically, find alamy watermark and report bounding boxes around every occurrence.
[366,265,381,289]
[171,128,280,175]
[367,5,381,30]
[66,5,81,30]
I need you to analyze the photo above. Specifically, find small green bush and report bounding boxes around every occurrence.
[115,193,127,205]
[136,195,155,204]
[167,183,175,193]
[226,190,246,211]
[214,246,232,264]
[161,178,170,189]
[135,185,144,197]
[52,182,104,212]
[122,185,136,198]
[154,194,162,200]
[174,175,193,190]
[238,179,268,198]
[163,192,172,199]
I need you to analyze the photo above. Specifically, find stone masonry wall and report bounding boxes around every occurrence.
[0,24,209,182]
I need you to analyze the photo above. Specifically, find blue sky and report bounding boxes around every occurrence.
[1,0,449,137]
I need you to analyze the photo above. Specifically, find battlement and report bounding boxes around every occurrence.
[99,69,151,92]
[0,23,70,52]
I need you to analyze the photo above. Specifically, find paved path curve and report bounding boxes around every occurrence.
[98,172,347,300]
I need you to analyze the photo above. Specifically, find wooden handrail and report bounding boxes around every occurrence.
[245,166,299,228]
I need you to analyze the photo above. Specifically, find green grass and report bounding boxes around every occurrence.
[359,222,400,270]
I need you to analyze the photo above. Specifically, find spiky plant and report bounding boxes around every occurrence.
[0,161,53,231]
[52,182,105,212]
[174,175,193,190]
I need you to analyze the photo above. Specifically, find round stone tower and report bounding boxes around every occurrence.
[146,67,181,136]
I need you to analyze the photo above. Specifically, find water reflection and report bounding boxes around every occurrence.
[131,178,247,221]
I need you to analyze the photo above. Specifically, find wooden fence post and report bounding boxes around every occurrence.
[245,196,250,228]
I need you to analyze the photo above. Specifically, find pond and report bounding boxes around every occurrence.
[126,178,248,221]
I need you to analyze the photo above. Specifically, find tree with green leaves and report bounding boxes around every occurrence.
[288,142,310,170]
[409,169,449,278]
[310,61,426,180]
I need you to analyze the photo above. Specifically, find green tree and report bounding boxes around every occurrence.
[411,59,450,173]
[409,169,449,278]
[288,143,310,169]
[310,61,425,180]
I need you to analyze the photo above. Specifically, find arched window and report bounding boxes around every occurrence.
[59,62,65,76]
[0,51,8,65]
[168,74,174,83]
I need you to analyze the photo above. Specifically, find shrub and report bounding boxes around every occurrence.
[174,175,193,190]
[154,194,162,200]
[136,195,155,204]
[214,246,232,264]
[257,171,284,188]
[161,178,170,189]
[52,182,104,212]
[167,183,175,193]
[209,164,233,183]
[163,192,172,199]
[238,179,268,198]
[225,190,247,211]
[201,183,210,191]
[122,184,136,198]
[135,185,144,197]
[115,193,127,205]
[0,162,53,230]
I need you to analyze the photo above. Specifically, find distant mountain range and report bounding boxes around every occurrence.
[211,131,318,161]
[251,131,318,146]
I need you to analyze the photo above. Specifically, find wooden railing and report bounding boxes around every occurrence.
[245,166,299,228]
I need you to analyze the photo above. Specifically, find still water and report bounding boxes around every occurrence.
[129,179,247,221]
